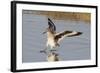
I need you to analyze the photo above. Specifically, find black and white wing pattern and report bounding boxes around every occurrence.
[48,18,56,32]
[55,30,82,43]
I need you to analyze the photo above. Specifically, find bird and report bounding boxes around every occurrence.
[41,18,82,52]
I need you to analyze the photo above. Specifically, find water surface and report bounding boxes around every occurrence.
[22,13,91,63]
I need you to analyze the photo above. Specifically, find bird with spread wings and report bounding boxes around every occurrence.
[41,18,82,52]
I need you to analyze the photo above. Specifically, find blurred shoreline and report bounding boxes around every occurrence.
[23,10,91,23]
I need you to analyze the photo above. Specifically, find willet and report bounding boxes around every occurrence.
[41,18,82,52]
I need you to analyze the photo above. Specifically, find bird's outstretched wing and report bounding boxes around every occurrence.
[55,31,82,43]
[48,18,56,31]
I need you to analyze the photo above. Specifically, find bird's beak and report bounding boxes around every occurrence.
[43,31,46,34]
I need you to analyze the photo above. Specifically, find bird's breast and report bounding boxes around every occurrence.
[47,37,55,47]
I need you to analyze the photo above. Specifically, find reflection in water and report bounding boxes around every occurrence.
[40,50,60,62]
[47,52,59,62]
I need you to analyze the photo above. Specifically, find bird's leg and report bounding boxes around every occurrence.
[40,47,47,53]
[50,47,57,52]
[50,50,57,52]
[50,43,60,52]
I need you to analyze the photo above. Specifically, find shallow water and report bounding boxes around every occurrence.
[22,14,91,63]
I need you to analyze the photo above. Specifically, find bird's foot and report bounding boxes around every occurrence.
[50,50,57,52]
[40,49,46,54]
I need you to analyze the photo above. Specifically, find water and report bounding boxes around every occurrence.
[22,14,91,63]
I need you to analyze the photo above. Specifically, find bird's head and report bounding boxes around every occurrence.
[43,28,54,34]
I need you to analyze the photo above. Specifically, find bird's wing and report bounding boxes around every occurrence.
[48,18,56,31]
[55,30,82,43]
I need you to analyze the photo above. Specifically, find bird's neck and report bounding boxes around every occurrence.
[47,32,55,38]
